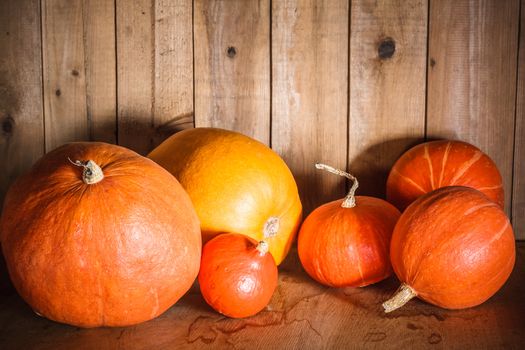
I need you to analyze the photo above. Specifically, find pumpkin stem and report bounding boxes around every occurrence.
[68,158,104,185]
[315,163,358,208]
[263,216,280,238]
[382,283,417,313]
[256,241,269,255]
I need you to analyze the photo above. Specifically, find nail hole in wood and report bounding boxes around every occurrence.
[430,58,436,67]
[72,69,79,76]
[378,38,396,60]
[227,46,237,58]
[55,89,61,97]
[2,115,14,134]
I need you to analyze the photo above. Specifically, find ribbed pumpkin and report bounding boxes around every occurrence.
[383,186,515,312]
[298,164,401,287]
[0,142,201,327]
[148,128,302,265]
[198,233,278,318]
[386,140,504,211]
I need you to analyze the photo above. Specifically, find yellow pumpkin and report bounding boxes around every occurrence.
[148,128,302,265]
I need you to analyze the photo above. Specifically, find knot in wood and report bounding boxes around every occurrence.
[378,38,396,60]
[227,46,237,58]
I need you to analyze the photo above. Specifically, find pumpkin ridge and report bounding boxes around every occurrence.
[438,141,452,187]
[391,168,426,194]
[423,144,435,190]
[449,150,483,185]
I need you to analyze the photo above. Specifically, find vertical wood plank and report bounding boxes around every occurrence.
[0,0,44,205]
[83,0,117,143]
[194,0,270,145]
[427,0,520,214]
[42,0,89,150]
[117,0,154,153]
[348,0,428,198]
[272,0,349,213]
[513,1,525,239]
[154,0,194,145]
[117,0,193,154]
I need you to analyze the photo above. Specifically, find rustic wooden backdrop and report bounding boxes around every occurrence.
[0,0,523,238]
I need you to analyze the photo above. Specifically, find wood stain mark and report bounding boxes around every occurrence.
[406,322,423,330]
[428,332,442,344]
[71,69,79,76]
[55,89,61,97]
[430,58,436,68]
[385,310,446,321]
[187,316,219,344]
[364,332,387,342]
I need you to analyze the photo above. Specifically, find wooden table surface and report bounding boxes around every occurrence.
[0,243,523,349]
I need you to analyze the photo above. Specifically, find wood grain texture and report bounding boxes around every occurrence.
[153,0,194,145]
[426,0,520,214]
[194,0,270,144]
[348,0,427,199]
[83,0,117,143]
[117,0,193,154]
[271,0,349,214]
[0,0,44,206]
[42,0,88,150]
[513,2,525,240]
[0,244,524,349]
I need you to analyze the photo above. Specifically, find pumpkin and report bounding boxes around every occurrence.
[198,233,278,318]
[386,140,504,211]
[0,142,201,327]
[383,186,515,312]
[148,128,302,265]
[298,164,401,287]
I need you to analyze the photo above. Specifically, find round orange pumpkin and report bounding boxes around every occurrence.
[298,164,401,287]
[148,128,302,265]
[0,142,201,327]
[383,186,515,312]
[198,233,278,318]
[386,140,504,211]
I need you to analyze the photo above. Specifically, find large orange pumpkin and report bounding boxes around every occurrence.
[0,142,201,327]
[298,164,400,287]
[198,233,278,318]
[386,140,504,211]
[148,128,302,265]
[383,186,515,312]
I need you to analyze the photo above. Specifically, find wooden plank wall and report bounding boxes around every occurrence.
[0,0,523,238]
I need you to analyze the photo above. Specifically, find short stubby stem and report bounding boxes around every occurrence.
[263,216,280,238]
[382,283,417,313]
[69,158,104,184]
[256,241,269,255]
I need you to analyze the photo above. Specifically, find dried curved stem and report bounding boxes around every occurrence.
[315,163,359,208]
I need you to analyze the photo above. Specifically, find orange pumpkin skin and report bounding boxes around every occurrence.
[386,140,504,211]
[198,234,278,318]
[148,128,302,265]
[298,196,400,287]
[0,142,201,327]
[390,186,515,309]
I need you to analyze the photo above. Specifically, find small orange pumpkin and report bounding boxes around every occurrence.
[383,186,515,312]
[0,142,201,327]
[148,128,302,265]
[386,140,504,211]
[198,233,278,318]
[298,164,401,287]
